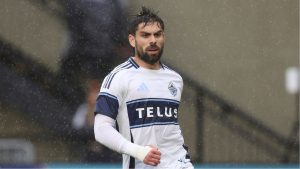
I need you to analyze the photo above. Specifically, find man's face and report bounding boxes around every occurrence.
[129,22,165,65]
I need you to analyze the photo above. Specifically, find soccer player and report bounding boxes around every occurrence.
[94,6,194,169]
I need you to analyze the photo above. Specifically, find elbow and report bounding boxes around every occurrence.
[94,123,105,144]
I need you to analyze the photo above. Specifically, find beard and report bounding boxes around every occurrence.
[136,45,164,65]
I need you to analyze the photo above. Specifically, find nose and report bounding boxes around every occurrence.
[149,35,157,45]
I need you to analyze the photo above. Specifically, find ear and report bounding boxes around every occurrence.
[128,34,136,48]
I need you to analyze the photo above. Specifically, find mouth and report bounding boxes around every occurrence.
[146,46,160,52]
[146,50,159,56]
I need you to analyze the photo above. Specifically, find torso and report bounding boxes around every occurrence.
[100,57,189,168]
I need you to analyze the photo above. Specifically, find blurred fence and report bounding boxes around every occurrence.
[0,139,35,164]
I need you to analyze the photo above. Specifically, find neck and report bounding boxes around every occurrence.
[133,55,161,70]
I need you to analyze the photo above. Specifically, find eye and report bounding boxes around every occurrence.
[154,31,163,38]
[141,33,150,38]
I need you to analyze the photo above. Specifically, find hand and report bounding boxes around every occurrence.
[143,145,161,166]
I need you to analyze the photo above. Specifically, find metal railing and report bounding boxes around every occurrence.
[178,70,299,163]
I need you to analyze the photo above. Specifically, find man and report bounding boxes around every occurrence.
[94,7,194,169]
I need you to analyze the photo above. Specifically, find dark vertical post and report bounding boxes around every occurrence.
[196,91,205,162]
[281,92,299,163]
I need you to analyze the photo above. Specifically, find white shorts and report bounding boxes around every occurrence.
[171,158,194,169]
[137,158,194,169]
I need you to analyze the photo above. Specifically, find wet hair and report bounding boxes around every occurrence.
[128,6,164,35]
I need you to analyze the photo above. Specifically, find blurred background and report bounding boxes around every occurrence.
[0,0,299,168]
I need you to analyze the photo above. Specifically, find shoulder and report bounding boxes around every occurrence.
[102,58,138,89]
[161,63,183,81]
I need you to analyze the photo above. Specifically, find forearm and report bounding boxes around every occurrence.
[94,114,151,161]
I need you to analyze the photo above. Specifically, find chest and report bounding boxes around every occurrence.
[125,72,182,101]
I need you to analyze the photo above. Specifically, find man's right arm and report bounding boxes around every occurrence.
[94,114,161,165]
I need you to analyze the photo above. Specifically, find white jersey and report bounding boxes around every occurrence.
[95,57,191,169]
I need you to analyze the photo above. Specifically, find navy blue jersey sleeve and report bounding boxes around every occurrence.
[95,92,119,119]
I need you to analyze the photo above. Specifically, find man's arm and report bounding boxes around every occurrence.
[94,114,161,165]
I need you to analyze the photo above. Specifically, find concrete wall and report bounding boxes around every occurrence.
[0,0,66,71]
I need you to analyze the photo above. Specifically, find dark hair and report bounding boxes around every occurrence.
[128,6,164,35]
